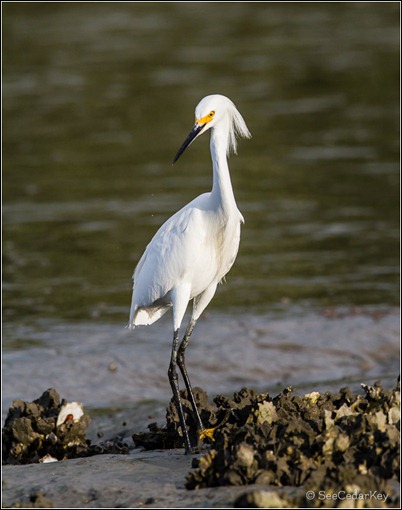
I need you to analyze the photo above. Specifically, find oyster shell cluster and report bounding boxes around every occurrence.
[2,388,128,464]
[133,380,400,507]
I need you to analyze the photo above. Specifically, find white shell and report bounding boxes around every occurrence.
[56,402,84,427]
[40,454,58,463]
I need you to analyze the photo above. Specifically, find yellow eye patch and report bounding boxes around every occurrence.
[196,110,215,125]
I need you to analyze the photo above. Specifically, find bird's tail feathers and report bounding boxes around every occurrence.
[128,304,171,330]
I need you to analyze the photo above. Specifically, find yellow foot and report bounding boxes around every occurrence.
[198,411,231,449]
[199,427,216,442]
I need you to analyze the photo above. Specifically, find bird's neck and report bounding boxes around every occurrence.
[210,127,237,211]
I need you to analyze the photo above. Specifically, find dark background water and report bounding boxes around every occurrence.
[2,3,399,433]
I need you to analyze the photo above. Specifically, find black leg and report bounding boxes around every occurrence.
[177,319,205,432]
[168,328,192,454]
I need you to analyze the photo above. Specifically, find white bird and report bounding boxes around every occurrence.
[129,94,251,453]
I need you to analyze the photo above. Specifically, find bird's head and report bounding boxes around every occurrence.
[173,94,251,164]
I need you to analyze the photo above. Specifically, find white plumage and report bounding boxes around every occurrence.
[128,94,250,453]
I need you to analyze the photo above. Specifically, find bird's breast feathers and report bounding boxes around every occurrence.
[132,200,242,305]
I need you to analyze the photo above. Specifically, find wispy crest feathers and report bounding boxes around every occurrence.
[227,101,251,156]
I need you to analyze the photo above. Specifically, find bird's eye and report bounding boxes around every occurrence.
[209,111,215,118]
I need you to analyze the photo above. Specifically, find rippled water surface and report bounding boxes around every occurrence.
[2,3,399,430]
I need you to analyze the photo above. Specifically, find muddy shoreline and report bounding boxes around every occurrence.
[2,449,399,509]
[2,449,308,509]
[2,381,400,508]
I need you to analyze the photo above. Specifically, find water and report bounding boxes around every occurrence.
[2,3,399,434]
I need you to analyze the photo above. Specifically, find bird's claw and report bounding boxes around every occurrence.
[199,427,216,442]
[197,409,232,448]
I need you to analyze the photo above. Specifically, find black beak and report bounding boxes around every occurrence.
[172,123,205,164]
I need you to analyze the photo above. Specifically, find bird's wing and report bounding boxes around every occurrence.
[130,196,213,318]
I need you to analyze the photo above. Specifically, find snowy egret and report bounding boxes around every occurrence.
[129,94,251,453]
